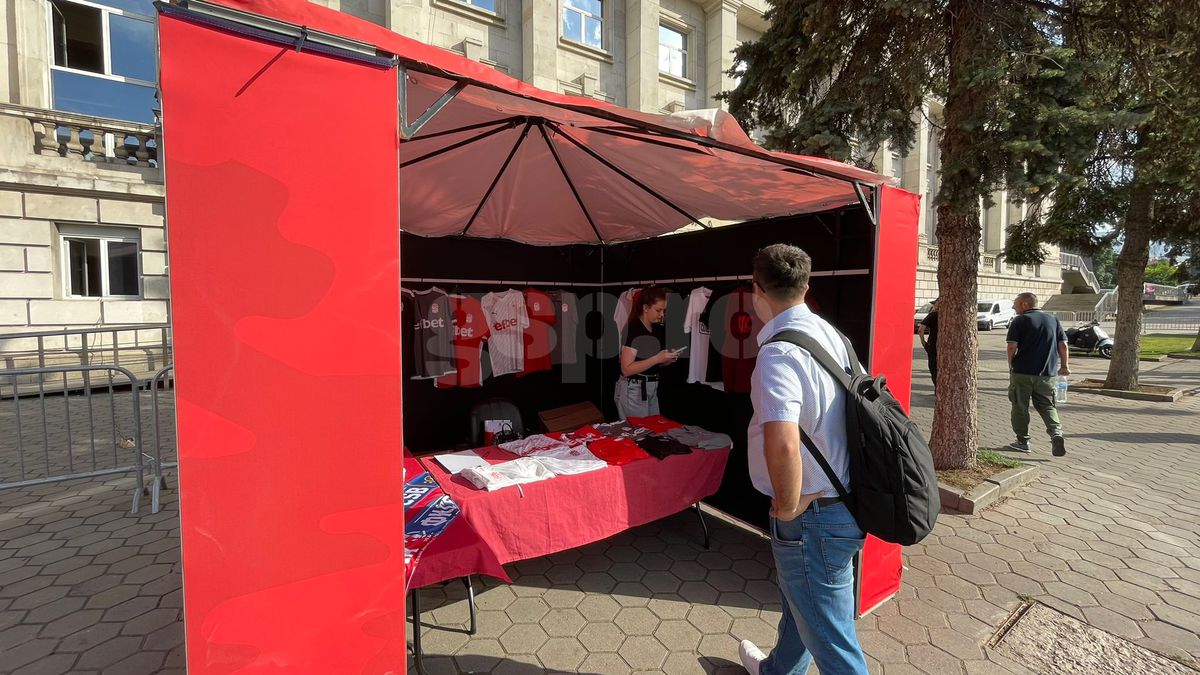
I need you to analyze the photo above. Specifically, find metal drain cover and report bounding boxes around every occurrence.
[992,602,1197,674]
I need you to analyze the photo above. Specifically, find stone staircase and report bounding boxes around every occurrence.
[1043,292,1104,314]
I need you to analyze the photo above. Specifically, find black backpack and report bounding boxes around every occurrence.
[769,329,939,546]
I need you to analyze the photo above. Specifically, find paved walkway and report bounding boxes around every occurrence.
[1,333,1198,674]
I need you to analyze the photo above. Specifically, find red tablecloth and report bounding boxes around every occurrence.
[404,452,508,590]
[421,444,730,565]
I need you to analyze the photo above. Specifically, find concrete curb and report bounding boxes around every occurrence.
[1167,352,1200,360]
[939,465,1040,515]
[1073,379,1184,402]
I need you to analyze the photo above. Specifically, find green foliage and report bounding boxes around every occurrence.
[1092,245,1117,287]
[1144,260,1182,285]
[1006,0,1200,265]
[725,0,1100,222]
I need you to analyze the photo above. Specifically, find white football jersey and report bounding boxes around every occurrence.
[482,289,530,376]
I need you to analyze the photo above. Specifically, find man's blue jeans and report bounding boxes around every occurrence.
[761,501,868,675]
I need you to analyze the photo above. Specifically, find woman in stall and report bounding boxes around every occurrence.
[615,287,680,418]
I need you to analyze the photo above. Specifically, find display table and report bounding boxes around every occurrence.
[420,444,731,565]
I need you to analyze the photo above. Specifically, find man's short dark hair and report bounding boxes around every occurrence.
[753,244,811,302]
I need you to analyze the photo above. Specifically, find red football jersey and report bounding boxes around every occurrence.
[722,286,764,393]
[519,288,557,376]
[435,295,490,388]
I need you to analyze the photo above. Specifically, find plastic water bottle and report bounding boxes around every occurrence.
[1055,376,1068,403]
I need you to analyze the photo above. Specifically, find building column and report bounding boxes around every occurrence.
[13,0,52,108]
[626,0,661,112]
[703,0,739,109]
[523,0,559,89]
[907,107,932,242]
[387,0,431,43]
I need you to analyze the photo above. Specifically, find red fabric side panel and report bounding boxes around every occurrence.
[859,185,921,615]
[160,16,403,674]
[425,449,730,564]
[860,536,904,614]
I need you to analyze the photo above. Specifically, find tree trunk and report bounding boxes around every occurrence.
[1192,327,1200,352]
[930,0,985,470]
[1104,180,1154,390]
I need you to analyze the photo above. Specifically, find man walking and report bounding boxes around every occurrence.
[918,298,940,386]
[1006,292,1069,456]
[737,244,868,675]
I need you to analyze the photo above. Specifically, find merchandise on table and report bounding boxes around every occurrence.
[498,434,570,457]
[666,425,734,450]
[403,287,455,379]
[636,434,693,459]
[587,436,651,465]
[461,457,554,491]
[533,445,608,475]
[481,289,530,376]
[435,294,491,388]
[520,288,556,375]
[594,420,653,441]
[627,415,683,433]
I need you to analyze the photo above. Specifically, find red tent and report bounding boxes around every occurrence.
[158,0,918,670]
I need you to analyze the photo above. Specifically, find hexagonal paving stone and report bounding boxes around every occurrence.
[453,637,506,673]
[706,569,747,593]
[654,618,702,652]
[619,634,668,670]
[540,587,584,609]
[75,635,144,670]
[877,614,929,646]
[575,571,617,594]
[536,636,588,671]
[102,596,158,622]
[498,622,549,655]
[578,621,625,652]
[670,560,708,582]
[687,604,733,635]
[730,616,776,649]
[545,564,584,585]
[541,607,586,638]
[10,584,68,610]
[697,632,740,662]
[610,582,652,607]
[642,570,681,595]
[506,597,550,624]
[578,651,629,672]
[678,580,720,605]
[614,606,659,636]
[908,644,968,675]
[578,595,620,622]
[473,585,517,611]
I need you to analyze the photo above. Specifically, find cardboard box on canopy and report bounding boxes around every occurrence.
[157,0,919,670]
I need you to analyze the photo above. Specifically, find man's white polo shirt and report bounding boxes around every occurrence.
[748,303,855,499]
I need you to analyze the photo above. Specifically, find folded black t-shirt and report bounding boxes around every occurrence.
[636,434,692,460]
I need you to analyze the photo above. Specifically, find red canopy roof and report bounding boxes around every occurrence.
[192,0,894,245]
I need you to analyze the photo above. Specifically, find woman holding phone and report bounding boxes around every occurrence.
[616,286,680,418]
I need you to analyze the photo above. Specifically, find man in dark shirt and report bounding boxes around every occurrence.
[1006,292,1069,456]
[918,299,939,386]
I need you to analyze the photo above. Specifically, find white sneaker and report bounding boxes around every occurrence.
[739,639,767,675]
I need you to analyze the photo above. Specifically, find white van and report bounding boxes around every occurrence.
[976,300,1015,331]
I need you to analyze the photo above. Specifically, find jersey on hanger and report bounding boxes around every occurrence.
[550,290,579,366]
[435,294,491,389]
[520,288,557,376]
[404,288,455,380]
[482,289,530,376]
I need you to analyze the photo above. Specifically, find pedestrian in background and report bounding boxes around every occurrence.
[1006,292,1069,456]
[918,298,939,387]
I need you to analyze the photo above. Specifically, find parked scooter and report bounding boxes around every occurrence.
[1066,320,1114,359]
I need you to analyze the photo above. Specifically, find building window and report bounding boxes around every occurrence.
[60,227,140,298]
[49,0,157,123]
[563,0,603,50]
[460,0,497,11]
[659,24,687,78]
[890,152,901,181]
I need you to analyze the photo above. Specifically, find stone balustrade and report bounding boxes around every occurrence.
[1,103,159,168]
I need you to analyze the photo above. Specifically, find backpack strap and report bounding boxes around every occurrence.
[767,329,861,500]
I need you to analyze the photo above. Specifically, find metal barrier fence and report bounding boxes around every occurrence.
[0,325,176,514]
[1047,311,1199,335]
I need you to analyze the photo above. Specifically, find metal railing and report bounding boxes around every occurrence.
[0,325,175,513]
[1059,252,1101,293]
[1144,283,1191,304]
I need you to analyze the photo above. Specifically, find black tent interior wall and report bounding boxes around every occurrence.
[400,205,876,528]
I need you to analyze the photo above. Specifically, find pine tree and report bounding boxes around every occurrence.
[1004,0,1200,390]
[726,0,1098,468]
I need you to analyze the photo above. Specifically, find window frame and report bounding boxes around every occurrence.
[47,0,158,98]
[658,22,688,80]
[59,225,142,299]
[562,0,605,51]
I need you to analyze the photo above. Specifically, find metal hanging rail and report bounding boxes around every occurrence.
[398,269,869,289]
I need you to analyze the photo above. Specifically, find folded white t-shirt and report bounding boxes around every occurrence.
[533,445,608,476]
[460,458,554,491]
[499,434,570,457]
